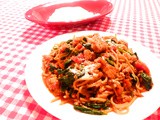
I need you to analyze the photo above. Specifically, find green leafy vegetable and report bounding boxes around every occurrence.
[58,70,75,91]
[49,64,56,72]
[61,48,72,60]
[134,52,138,59]
[141,72,152,91]
[64,59,72,68]
[84,102,109,109]
[74,105,104,115]
[118,47,125,53]
[83,43,91,50]
[66,39,73,44]
[83,37,87,42]
[69,88,74,98]
[111,39,117,44]
[105,38,116,44]
[118,47,136,56]
[57,68,69,74]
[106,56,114,66]
[64,48,71,53]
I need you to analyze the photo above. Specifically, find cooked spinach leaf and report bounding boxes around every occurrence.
[84,102,107,109]
[83,37,87,42]
[106,56,114,66]
[66,39,73,44]
[57,68,69,74]
[49,64,57,72]
[61,48,72,60]
[141,72,152,91]
[58,71,75,91]
[74,105,104,115]
[83,43,91,50]
[64,59,72,68]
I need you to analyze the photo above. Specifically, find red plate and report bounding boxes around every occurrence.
[25,0,113,27]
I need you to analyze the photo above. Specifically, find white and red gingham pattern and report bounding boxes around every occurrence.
[0,0,160,120]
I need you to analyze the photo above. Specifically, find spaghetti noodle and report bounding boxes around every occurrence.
[42,33,153,115]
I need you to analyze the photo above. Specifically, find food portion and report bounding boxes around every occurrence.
[48,7,100,22]
[42,33,153,115]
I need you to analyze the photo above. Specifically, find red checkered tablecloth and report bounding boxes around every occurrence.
[0,0,160,119]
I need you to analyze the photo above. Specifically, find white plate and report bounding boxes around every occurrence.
[25,31,160,120]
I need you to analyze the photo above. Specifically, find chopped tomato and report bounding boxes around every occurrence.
[110,45,117,51]
[115,84,124,96]
[75,43,83,49]
[71,53,84,64]
[77,53,84,58]
[123,79,132,88]
[134,60,150,75]
[72,38,81,46]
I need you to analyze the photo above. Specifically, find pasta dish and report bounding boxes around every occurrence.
[42,33,153,115]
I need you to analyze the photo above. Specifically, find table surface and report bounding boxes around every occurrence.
[0,0,160,120]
